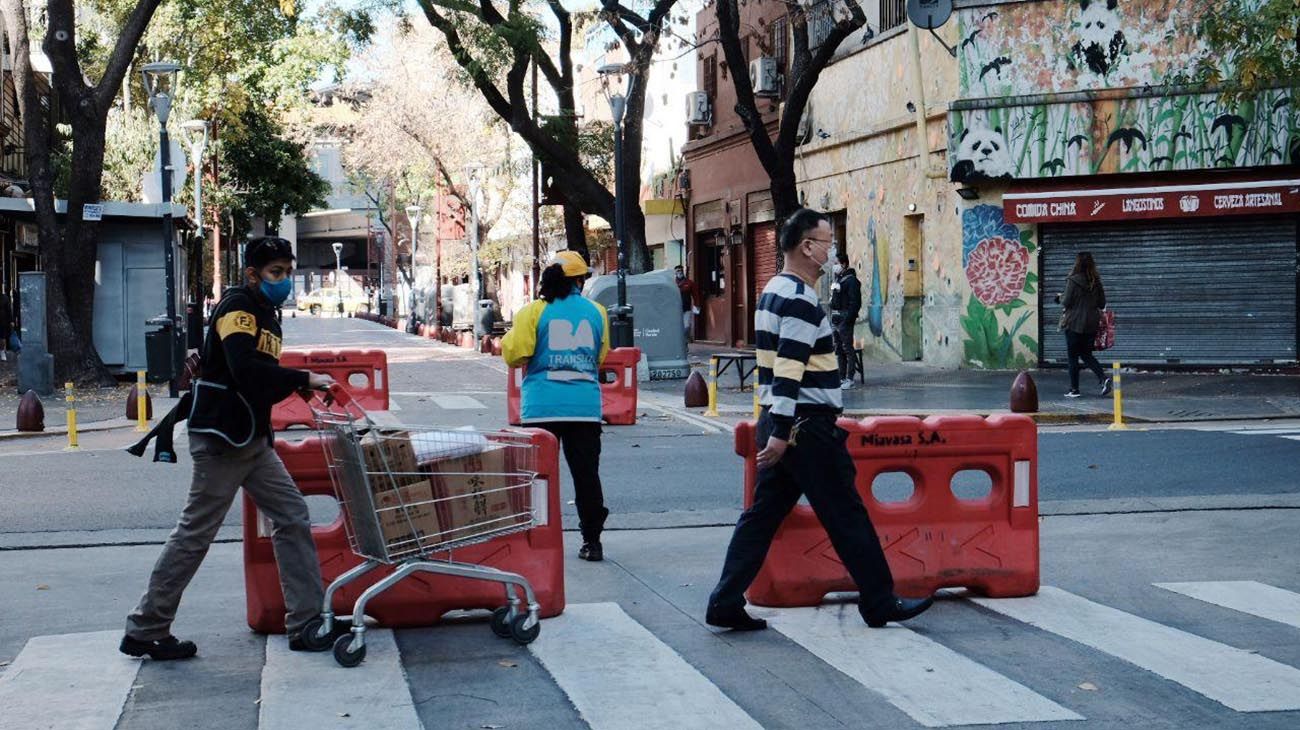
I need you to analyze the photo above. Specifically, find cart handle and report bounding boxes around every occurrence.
[297,381,356,408]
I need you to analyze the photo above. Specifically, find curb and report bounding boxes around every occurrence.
[685,407,1132,426]
[0,417,138,441]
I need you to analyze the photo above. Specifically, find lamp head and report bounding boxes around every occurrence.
[140,61,182,125]
[405,204,422,220]
[181,119,210,152]
[331,242,343,256]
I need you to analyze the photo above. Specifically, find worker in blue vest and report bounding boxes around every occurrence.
[502,251,611,561]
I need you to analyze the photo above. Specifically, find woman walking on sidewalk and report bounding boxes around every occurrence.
[1057,251,1111,398]
[502,251,611,562]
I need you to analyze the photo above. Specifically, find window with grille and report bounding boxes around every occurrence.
[880,0,906,32]
[807,1,834,51]
[770,17,789,79]
[703,55,717,101]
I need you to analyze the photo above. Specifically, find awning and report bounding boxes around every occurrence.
[1004,177,1300,224]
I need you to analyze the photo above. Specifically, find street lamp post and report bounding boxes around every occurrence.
[405,204,422,334]
[332,241,344,315]
[466,164,484,337]
[142,61,183,398]
[598,64,635,349]
[181,119,210,278]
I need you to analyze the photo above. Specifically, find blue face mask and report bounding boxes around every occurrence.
[260,277,293,306]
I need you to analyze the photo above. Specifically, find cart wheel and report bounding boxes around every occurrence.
[332,633,366,668]
[490,607,513,638]
[298,617,334,652]
[509,614,540,645]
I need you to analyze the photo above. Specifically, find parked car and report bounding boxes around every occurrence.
[296,287,371,315]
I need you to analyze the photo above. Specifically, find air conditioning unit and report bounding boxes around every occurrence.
[686,91,712,126]
[751,57,779,97]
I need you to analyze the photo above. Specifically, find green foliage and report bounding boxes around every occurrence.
[1197,0,1300,94]
[961,299,1035,369]
[217,106,330,232]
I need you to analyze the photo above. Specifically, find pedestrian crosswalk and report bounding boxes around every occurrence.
[1222,425,1300,441]
[2,582,1299,729]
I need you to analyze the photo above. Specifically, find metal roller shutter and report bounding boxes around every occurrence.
[1040,216,1297,365]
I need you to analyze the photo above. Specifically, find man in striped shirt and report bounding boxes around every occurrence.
[706,208,934,631]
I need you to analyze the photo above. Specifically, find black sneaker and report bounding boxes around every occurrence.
[1100,377,1113,396]
[1065,390,1082,398]
[120,635,197,661]
[578,542,603,562]
[705,605,767,631]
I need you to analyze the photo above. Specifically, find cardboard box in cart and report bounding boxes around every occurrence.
[423,444,530,543]
[358,429,422,489]
[373,480,442,558]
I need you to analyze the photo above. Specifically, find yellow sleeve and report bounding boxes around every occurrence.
[595,301,611,366]
[215,310,257,340]
[502,301,544,367]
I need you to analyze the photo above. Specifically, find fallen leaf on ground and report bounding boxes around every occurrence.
[0,661,10,667]
[498,660,518,668]
[1078,682,1099,691]
[1087,464,1098,469]
[338,712,350,718]
[35,584,49,590]
[481,724,503,729]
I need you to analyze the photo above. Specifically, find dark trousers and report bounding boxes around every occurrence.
[1065,329,1106,391]
[833,317,856,381]
[708,411,894,614]
[536,421,608,543]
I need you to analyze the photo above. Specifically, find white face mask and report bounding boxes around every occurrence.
[832,263,844,275]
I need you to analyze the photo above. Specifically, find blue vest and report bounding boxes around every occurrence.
[521,294,606,423]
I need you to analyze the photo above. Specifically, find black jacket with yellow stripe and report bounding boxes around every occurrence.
[188,287,308,446]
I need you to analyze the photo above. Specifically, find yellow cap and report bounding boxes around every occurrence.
[552,250,590,278]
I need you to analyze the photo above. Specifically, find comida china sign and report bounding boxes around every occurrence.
[1003,179,1300,224]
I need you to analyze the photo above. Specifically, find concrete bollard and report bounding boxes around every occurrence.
[684,370,708,408]
[16,390,44,432]
[1009,370,1039,413]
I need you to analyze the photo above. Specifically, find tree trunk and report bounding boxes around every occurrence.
[562,203,588,261]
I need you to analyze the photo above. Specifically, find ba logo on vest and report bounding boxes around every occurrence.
[549,318,595,351]
[545,318,597,380]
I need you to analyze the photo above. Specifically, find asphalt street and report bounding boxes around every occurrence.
[2,316,1299,730]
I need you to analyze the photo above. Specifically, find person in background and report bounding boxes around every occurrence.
[828,251,861,389]
[675,264,699,342]
[502,251,611,562]
[121,237,341,660]
[1055,251,1110,398]
[705,208,933,632]
[0,286,11,362]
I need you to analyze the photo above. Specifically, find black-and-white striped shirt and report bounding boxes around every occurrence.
[755,273,842,440]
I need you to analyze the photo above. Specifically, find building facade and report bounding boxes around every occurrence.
[950,0,1299,367]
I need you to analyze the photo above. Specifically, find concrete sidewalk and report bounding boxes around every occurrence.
[641,343,1300,423]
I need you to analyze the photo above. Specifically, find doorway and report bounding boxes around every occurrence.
[901,215,924,361]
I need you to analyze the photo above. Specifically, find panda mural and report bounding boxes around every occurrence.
[949,123,1015,183]
[1068,0,1128,78]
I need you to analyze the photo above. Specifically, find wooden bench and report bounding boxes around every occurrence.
[713,350,759,391]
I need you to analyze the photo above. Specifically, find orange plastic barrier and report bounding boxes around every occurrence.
[735,414,1039,606]
[244,428,565,633]
[507,347,640,426]
[271,350,389,431]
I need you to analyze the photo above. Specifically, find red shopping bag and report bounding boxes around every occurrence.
[1094,309,1115,351]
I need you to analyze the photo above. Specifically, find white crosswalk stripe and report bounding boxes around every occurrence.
[429,394,487,410]
[5,588,1300,728]
[971,586,1300,712]
[770,604,1084,727]
[0,630,141,730]
[1155,581,1300,630]
[1226,427,1300,440]
[527,602,764,730]
[258,630,421,730]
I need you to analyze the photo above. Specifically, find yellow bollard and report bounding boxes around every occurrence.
[705,357,720,417]
[64,382,80,450]
[135,370,149,432]
[1108,361,1128,431]
[752,387,760,420]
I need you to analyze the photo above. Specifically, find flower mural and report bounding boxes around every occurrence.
[960,205,1038,369]
[966,236,1029,306]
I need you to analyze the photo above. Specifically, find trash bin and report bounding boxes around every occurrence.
[476,299,495,337]
[145,324,174,384]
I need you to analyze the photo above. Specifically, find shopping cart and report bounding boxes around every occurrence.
[296,384,544,667]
